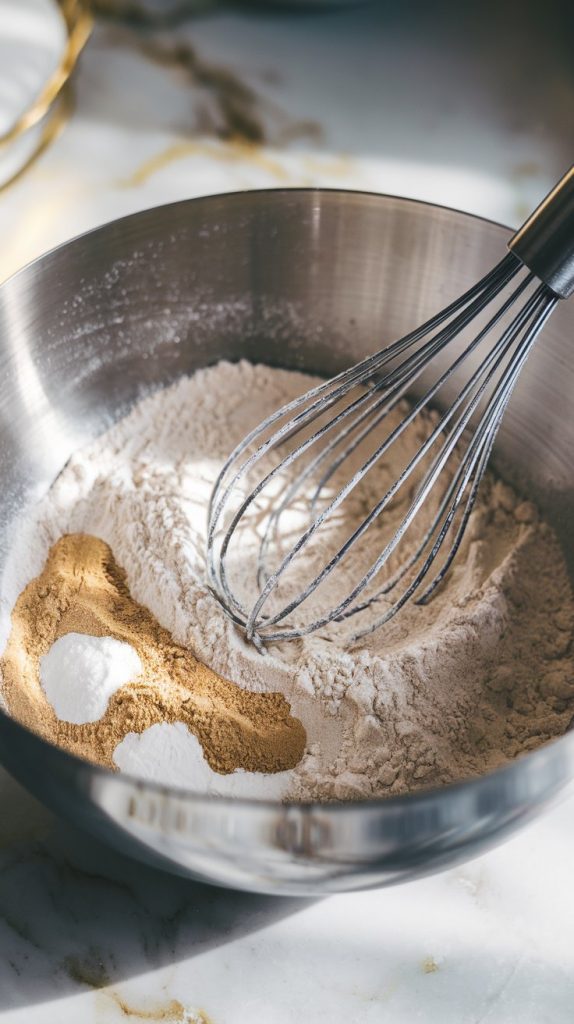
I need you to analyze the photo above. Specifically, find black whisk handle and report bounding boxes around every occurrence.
[509,165,574,299]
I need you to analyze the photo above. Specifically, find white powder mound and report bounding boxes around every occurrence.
[113,722,293,799]
[40,633,142,725]
[2,360,573,800]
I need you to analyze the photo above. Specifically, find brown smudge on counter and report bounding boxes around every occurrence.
[100,23,322,147]
[118,138,291,189]
[64,952,111,989]
[135,34,322,145]
[108,993,190,1020]
[107,992,215,1022]
[93,0,216,28]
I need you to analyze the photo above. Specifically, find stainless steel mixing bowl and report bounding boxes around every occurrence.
[0,189,573,895]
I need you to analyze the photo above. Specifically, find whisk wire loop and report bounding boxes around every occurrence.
[206,244,561,646]
[242,270,536,634]
[207,254,517,566]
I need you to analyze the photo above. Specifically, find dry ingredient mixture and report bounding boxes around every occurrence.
[1,359,573,801]
[0,532,305,776]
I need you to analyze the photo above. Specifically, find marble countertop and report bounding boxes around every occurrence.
[2,764,574,1024]
[1,3,574,1021]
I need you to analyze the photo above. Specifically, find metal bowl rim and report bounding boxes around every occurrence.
[0,186,516,295]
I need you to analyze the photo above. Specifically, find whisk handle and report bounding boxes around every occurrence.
[509,165,574,299]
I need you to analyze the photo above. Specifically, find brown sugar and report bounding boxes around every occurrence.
[0,533,306,776]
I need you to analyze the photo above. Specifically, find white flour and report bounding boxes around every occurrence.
[2,360,573,800]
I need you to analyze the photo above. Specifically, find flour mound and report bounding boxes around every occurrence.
[2,360,573,800]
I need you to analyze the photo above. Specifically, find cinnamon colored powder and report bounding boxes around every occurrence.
[0,533,306,774]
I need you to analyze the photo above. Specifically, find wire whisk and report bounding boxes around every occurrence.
[207,167,574,649]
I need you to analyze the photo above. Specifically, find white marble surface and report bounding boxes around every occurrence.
[1,3,574,1021]
[0,1,572,282]
[2,765,574,1023]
